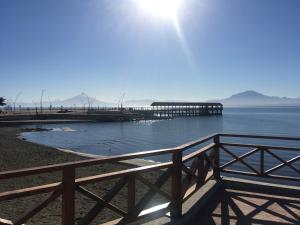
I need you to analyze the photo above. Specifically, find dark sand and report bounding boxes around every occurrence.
[0,127,170,225]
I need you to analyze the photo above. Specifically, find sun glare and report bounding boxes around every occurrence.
[136,0,183,19]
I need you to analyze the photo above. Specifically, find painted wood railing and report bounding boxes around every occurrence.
[0,134,299,225]
[218,134,300,182]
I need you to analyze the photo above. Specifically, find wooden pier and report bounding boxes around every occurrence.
[0,133,299,225]
[134,102,223,119]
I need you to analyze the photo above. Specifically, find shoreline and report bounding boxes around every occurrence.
[0,127,169,225]
[18,127,158,167]
[0,126,166,224]
[55,147,159,167]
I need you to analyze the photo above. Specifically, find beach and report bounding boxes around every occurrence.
[0,126,169,225]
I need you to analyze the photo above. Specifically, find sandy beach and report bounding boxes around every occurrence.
[0,126,169,225]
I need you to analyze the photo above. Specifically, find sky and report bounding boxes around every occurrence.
[1,0,300,103]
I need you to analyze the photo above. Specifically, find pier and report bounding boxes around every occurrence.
[0,102,223,123]
[150,102,223,118]
[0,133,299,225]
[133,102,223,119]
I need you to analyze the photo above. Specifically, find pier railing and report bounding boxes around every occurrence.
[0,134,299,225]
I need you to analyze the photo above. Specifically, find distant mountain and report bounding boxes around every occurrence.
[215,90,300,107]
[17,93,110,107]
[13,91,300,108]
[52,93,108,107]
[15,94,158,108]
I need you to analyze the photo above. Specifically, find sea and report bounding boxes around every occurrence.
[21,107,300,184]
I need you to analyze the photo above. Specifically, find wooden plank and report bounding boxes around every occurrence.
[221,169,258,177]
[182,143,215,162]
[181,158,199,198]
[101,170,172,225]
[77,177,128,225]
[76,186,127,217]
[197,155,205,182]
[220,148,259,170]
[219,133,300,141]
[13,190,61,225]
[171,151,183,218]
[213,135,220,179]
[220,142,300,152]
[264,150,300,175]
[182,164,198,181]
[0,149,177,180]
[0,134,298,180]
[221,169,300,181]
[62,167,75,225]
[76,162,172,186]
[176,134,217,151]
[0,182,61,201]
[127,175,135,215]
[260,148,265,175]
[197,156,211,187]
[267,174,300,182]
[220,145,260,175]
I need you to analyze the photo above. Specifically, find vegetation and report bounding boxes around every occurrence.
[0,97,6,106]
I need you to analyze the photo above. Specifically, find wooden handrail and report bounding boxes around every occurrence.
[219,133,300,141]
[176,133,217,151]
[0,134,217,180]
[0,147,178,180]
[0,162,173,201]
[182,143,215,162]
[0,182,61,201]
[1,133,300,225]
[76,162,172,185]
[220,142,300,151]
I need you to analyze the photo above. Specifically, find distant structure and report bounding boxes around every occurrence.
[149,102,223,118]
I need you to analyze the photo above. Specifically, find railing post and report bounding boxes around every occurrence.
[171,150,183,219]
[127,175,136,215]
[62,167,75,225]
[197,154,205,187]
[260,148,265,176]
[213,135,220,180]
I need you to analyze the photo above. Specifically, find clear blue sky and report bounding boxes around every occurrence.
[1,0,300,103]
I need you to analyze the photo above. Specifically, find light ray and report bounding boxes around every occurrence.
[171,15,196,68]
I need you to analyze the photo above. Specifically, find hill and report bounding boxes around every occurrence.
[215,91,300,107]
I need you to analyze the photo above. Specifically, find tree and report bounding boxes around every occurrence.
[0,97,6,106]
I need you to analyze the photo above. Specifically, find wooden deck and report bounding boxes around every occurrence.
[0,134,299,225]
[192,178,300,225]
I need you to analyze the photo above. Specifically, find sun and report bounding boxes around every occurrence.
[136,0,183,20]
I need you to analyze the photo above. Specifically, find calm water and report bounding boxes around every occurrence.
[21,107,300,183]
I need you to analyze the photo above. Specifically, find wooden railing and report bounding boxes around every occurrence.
[218,134,300,182]
[0,134,299,225]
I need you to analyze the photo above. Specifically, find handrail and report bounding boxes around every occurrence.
[0,133,299,225]
[0,147,178,179]
[220,142,300,151]
[219,133,300,141]
[176,133,217,151]
[0,133,217,180]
